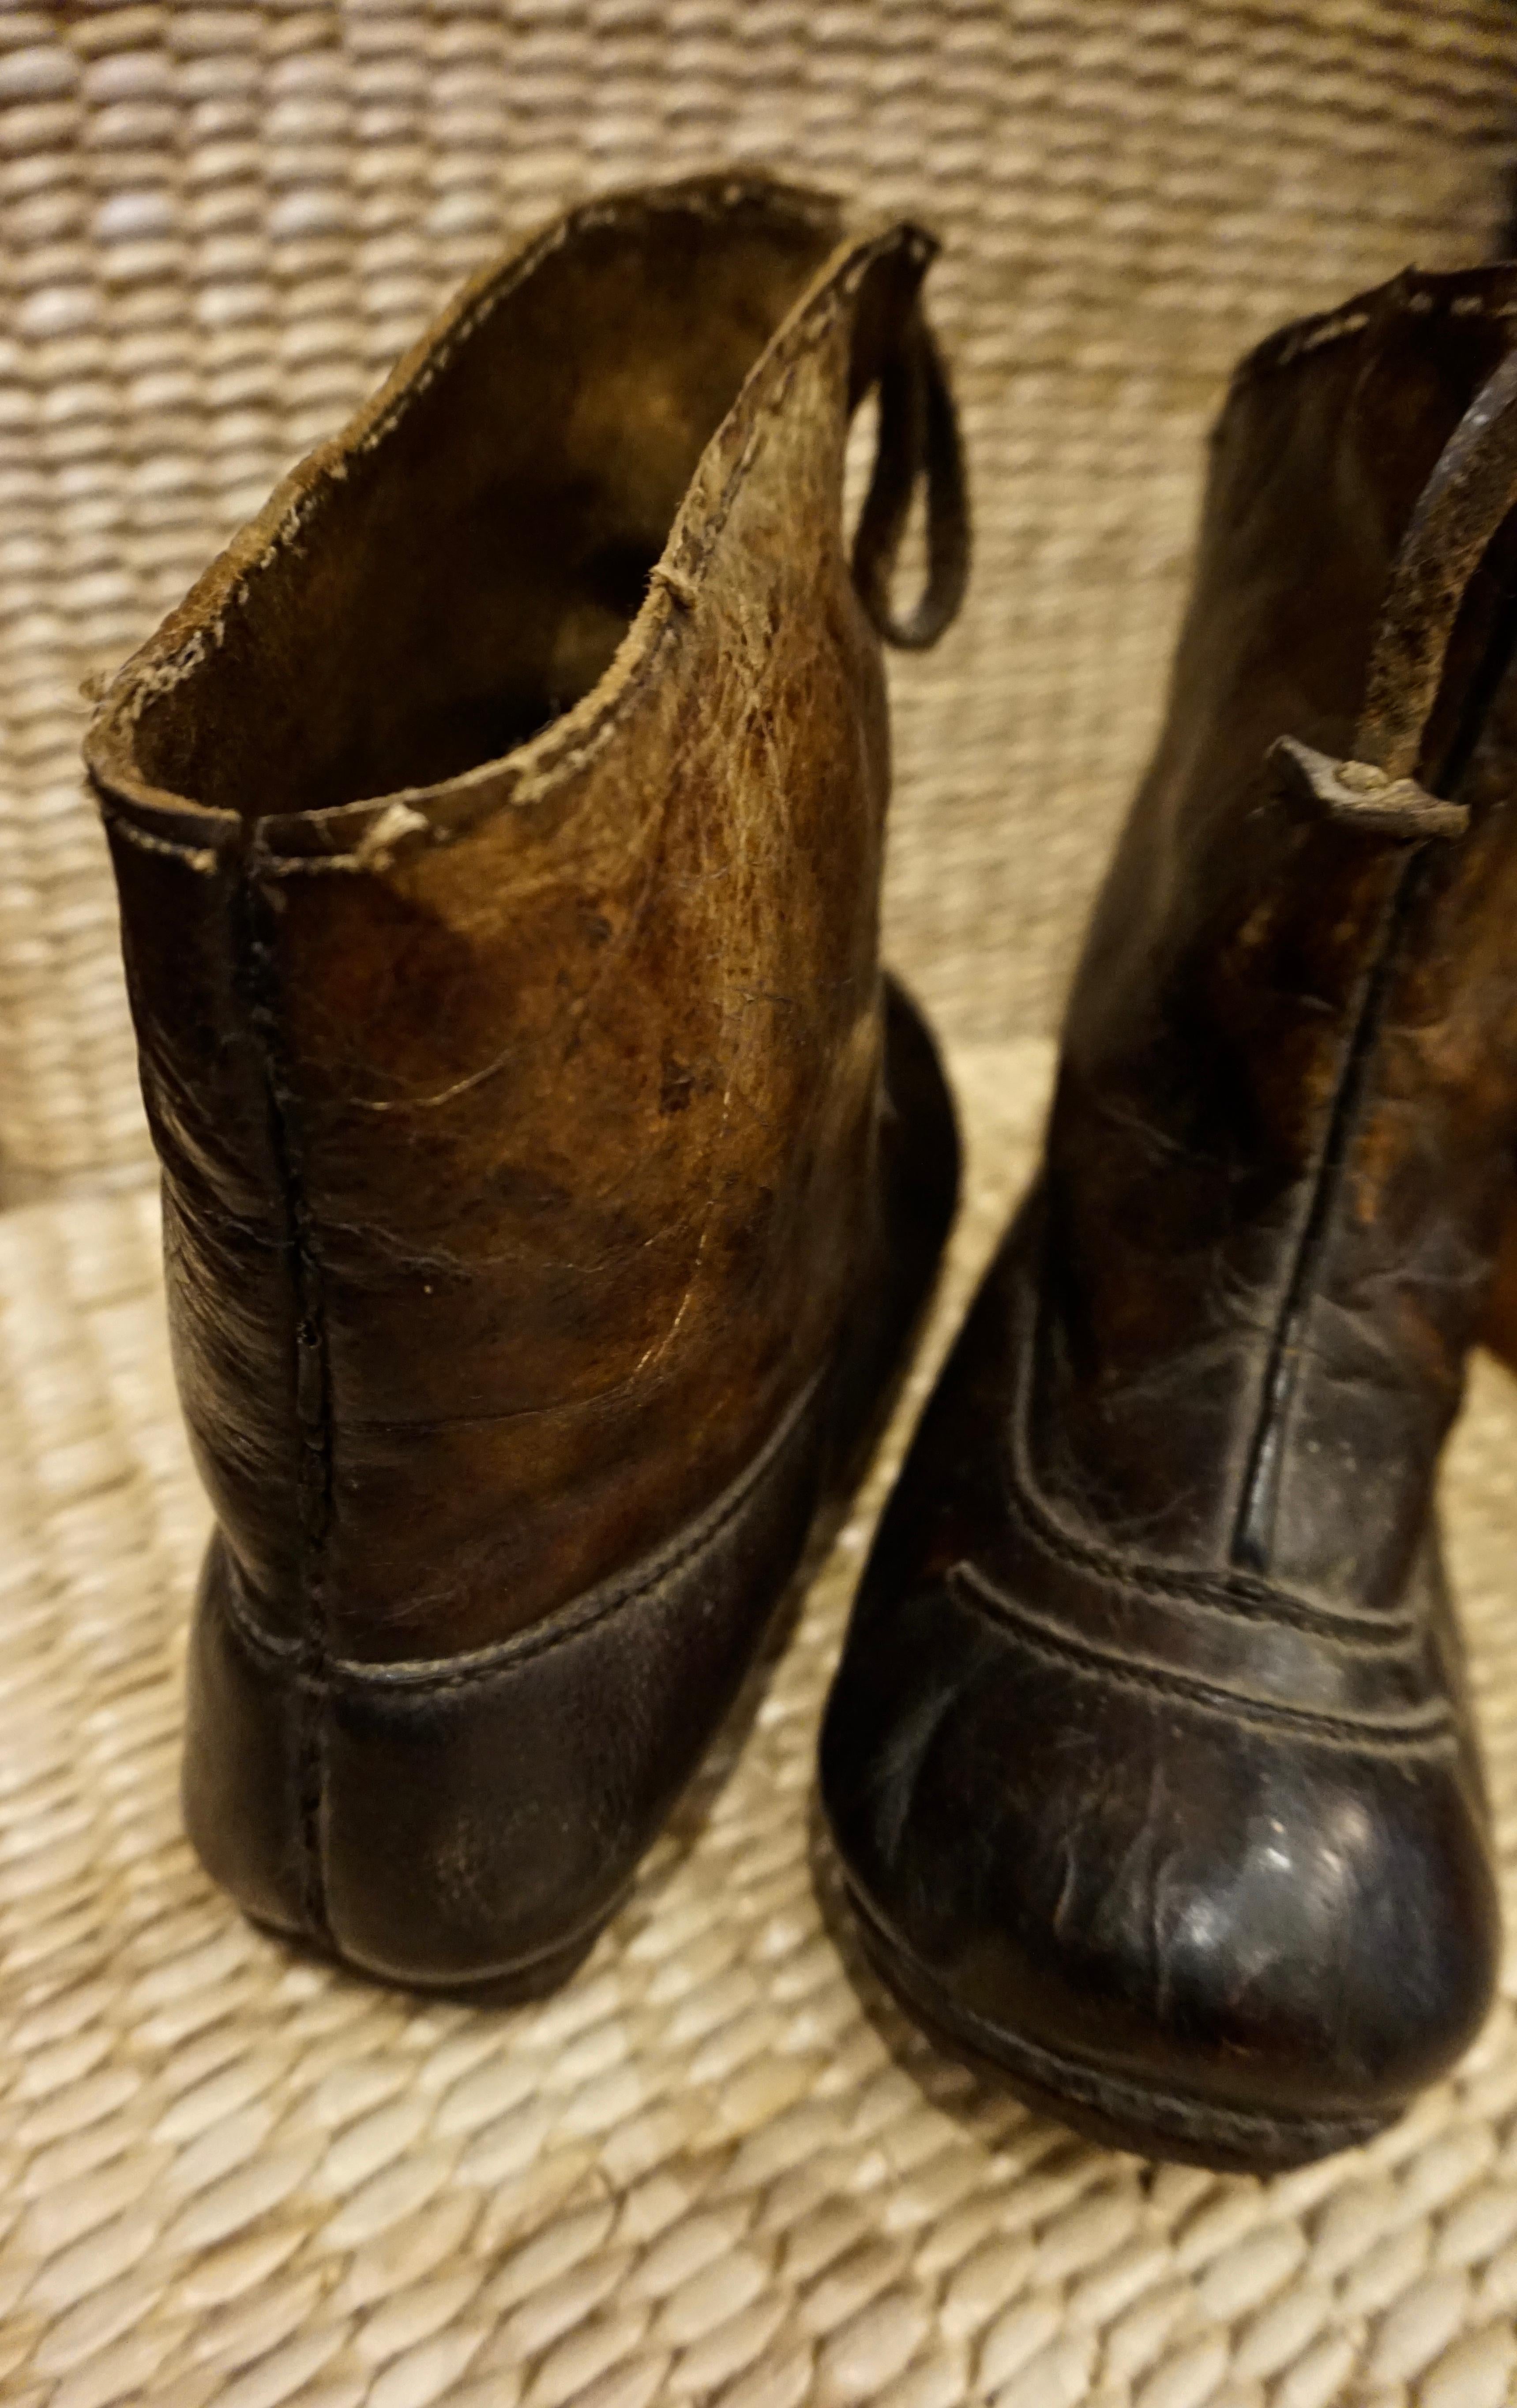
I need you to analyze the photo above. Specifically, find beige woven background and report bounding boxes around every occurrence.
[6,1044,1517,2408]
[3,1,1517,1193]
[8,10,1517,2407]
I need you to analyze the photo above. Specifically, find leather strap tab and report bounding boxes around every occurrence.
[1269,734,1469,841]
[852,308,969,651]
[1359,342,1517,779]
[1272,339,1517,827]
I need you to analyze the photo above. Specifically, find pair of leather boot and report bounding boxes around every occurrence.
[89,178,1513,2175]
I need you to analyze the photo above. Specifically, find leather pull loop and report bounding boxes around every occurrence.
[1269,734,1470,841]
[852,310,969,652]
[1359,341,1517,779]
[1270,340,1517,824]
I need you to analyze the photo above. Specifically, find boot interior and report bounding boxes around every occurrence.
[123,195,839,818]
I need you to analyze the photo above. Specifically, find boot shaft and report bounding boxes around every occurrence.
[1045,267,1517,1608]
[88,177,961,1659]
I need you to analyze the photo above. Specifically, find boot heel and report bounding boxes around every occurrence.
[180,1539,669,1994]
[181,1543,313,1952]
[181,1361,834,1991]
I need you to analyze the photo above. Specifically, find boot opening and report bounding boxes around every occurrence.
[121,190,839,818]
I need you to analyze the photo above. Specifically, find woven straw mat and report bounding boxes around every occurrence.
[2,1042,1517,2408]
[4,2,1517,1191]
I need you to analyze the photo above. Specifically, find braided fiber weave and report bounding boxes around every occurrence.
[3,4,1517,1189]
[4,1046,1517,2408]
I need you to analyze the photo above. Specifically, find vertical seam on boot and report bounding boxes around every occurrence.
[1230,561,1517,1573]
[237,858,334,1946]
[1228,852,1425,1571]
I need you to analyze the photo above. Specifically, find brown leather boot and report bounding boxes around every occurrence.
[87,176,965,1990]
[822,267,1517,2171]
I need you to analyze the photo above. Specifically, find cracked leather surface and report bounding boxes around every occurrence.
[822,266,1514,2167]
[86,177,964,1979]
[91,177,940,1661]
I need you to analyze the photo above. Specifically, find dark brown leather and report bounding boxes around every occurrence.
[86,176,965,1986]
[822,266,1517,2171]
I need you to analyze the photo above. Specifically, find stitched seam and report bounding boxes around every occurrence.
[1002,1428,1417,1644]
[1003,1223,1418,1641]
[1232,275,1517,394]
[95,205,929,860]
[97,806,224,872]
[857,1895,1386,2151]
[1229,400,1517,1571]
[1003,2042,1382,2149]
[92,214,929,867]
[951,1563,1453,1751]
[216,1362,827,1694]
[1229,852,1423,1570]
[346,182,865,470]
[121,186,842,693]
[257,376,775,870]
[261,233,921,870]
[111,192,922,718]
[238,859,334,1941]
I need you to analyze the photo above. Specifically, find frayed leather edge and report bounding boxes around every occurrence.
[259,219,936,869]
[85,184,937,863]
[96,811,226,873]
[234,873,336,1943]
[100,178,853,710]
[1229,263,1517,398]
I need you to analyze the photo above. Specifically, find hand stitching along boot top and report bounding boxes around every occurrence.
[822,264,1517,2173]
[86,176,967,1988]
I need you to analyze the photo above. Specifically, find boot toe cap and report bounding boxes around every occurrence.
[822,1570,1499,2161]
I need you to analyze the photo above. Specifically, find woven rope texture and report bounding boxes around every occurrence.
[3,1047,1517,2408]
[3,4,1517,1189]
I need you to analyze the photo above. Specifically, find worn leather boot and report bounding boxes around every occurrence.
[87,175,965,1990]
[822,266,1517,2171]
